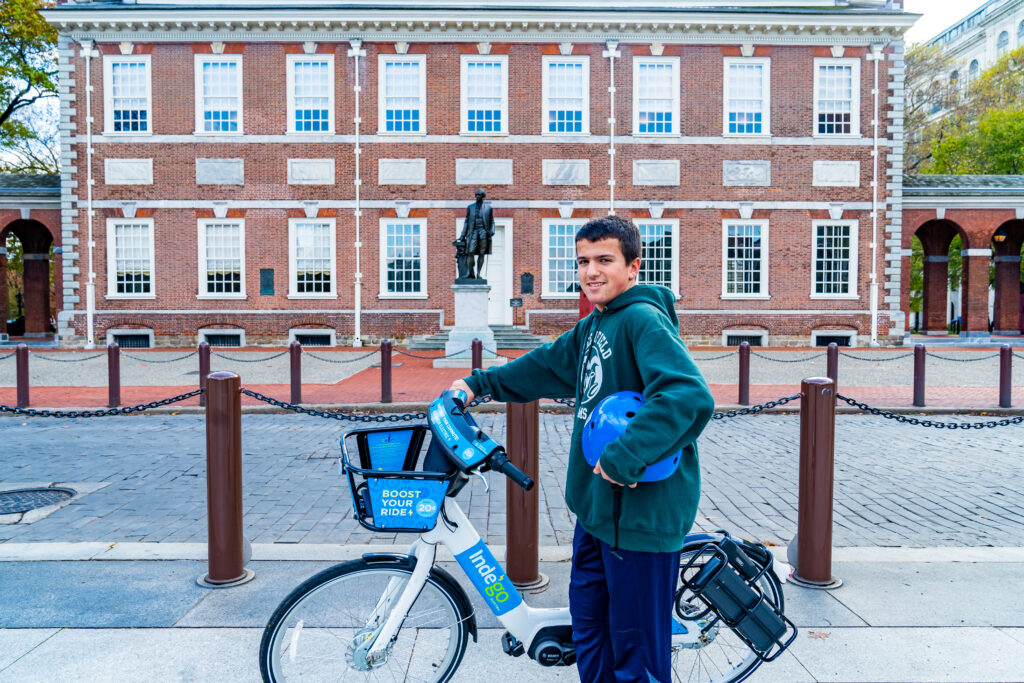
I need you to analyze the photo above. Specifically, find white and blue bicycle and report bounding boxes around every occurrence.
[260,391,796,682]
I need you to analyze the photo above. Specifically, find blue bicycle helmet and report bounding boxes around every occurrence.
[582,391,682,482]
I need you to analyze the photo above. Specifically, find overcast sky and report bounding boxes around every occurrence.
[903,0,992,45]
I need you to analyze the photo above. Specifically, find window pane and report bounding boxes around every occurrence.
[292,60,331,132]
[546,224,580,294]
[727,63,764,134]
[725,223,762,295]
[111,61,148,132]
[293,222,332,293]
[637,223,673,288]
[466,61,503,132]
[384,60,422,132]
[385,222,423,294]
[814,224,852,295]
[201,60,240,132]
[204,223,242,294]
[546,61,584,133]
[114,222,151,294]
[637,62,674,134]
[817,64,854,135]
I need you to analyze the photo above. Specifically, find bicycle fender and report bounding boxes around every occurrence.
[360,552,478,643]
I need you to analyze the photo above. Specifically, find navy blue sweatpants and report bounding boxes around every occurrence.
[569,523,681,683]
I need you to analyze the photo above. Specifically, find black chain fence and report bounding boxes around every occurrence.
[712,394,801,419]
[751,351,827,363]
[836,394,1023,429]
[122,351,197,363]
[212,350,290,363]
[839,351,915,362]
[692,352,737,362]
[305,350,380,364]
[0,389,202,419]
[926,352,1001,363]
[239,388,493,422]
[394,347,475,360]
[0,352,14,361]
[30,351,106,363]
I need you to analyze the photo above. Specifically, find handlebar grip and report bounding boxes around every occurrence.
[490,452,534,491]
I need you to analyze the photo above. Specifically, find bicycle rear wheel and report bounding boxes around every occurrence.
[260,558,472,682]
[670,542,784,683]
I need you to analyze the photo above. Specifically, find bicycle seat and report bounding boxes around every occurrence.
[427,390,505,471]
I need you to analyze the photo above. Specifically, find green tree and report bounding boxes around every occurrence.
[904,44,959,172]
[1,0,58,173]
[4,234,24,320]
[930,108,1024,174]
[909,235,923,316]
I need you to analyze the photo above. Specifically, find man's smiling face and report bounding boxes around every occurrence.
[576,237,641,311]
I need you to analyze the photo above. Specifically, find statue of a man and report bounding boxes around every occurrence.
[454,188,494,281]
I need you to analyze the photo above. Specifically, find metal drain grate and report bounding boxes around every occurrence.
[0,488,76,514]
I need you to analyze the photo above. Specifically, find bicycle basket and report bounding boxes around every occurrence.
[677,533,797,661]
[341,426,454,533]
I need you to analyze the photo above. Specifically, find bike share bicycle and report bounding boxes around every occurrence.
[260,390,797,682]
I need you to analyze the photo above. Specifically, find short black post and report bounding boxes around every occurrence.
[16,344,29,408]
[290,341,302,405]
[198,341,211,408]
[380,339,393,404]
[913,344,926,408]
[472,338,482,371]
[107,342,121,408]
[999,345,1012,409]
[738,341,750,406]
[826,343,839,396]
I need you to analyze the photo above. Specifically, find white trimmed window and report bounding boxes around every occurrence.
[814,58,860,136]
[194,55,242,134]
[723,58,770,136]
[288,219,336,298]
[461,55,508,135]
[997,30,1010,56]
[104,55,151,134]
[812,220,858,299]
[379,219,427,298]
[287,55,335,134]
[542,56,589,135]
[633,57,679,135]
[635,219,679,295]
[722,220,769,299]
[197,219,245,298]
[542,219,585,298]
[107,218,154,298]
[379,54,426,134]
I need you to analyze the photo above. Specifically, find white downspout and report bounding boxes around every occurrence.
[81,39,96,349]
[348,40,366,347]
[602,41,620,216]
[869,43,883,346]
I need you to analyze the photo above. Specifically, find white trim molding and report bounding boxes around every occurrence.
[286,53,336,135]
[377,53,427,136]
[197,218,247,300]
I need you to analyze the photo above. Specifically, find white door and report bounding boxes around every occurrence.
[455,217,513,326]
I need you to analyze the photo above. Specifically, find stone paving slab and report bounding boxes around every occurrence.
[1,413,1022,548]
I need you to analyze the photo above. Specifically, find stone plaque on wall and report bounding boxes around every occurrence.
[287,159,335,185]
[723,160,771,187]
[542,159,590,186]
[813,160,861,187]
[455,158,513,185]
[632,160,680,186]
[196,158,244,185]
[104,159,153,185]
[378,159,427,185]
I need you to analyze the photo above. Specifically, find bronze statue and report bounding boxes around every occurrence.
[454,188,494,281]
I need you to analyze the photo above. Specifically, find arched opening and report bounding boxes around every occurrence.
[991,220,1024,335]
[910,220,965,335]
[998,30,1010,57]
[0,219,55,339]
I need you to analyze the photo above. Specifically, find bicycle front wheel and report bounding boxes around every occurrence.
[260,558,471,683]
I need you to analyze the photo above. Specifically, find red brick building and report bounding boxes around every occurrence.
[39,0,916,348]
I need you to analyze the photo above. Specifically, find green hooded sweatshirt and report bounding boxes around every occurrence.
[464,284,715,553]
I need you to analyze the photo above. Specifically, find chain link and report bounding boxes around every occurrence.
[926,352,1001,363]
[692,352,737,362]
[121,351,197,363]
[212,350,290,363]
[711,394,801,419]
[0,389,203,419]
[836,394,1024,429]
[0,353,14,361]
[30,352,106,363]
[240,388,429,421]
[839,351,915,362]
[750,351,826,363]
[394,347,474,360]
[305,349,380,364]
[1015,352,1024,362]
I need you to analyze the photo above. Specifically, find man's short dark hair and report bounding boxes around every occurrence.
[575,215,641,264]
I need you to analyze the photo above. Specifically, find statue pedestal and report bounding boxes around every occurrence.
[434,283,506,369]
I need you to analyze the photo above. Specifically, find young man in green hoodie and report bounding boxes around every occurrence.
[450,215,715,682]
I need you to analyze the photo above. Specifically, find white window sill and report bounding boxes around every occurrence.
[287,293,338,300]
[197,294,248,300]
[105,294,156,300]
[377,130,426,136]
[459,131,509,138]
[103,130,153,137]
[722,132,772,140]
[286,130,336,136]
[632,132,680,139]
[378,293,428,300]
[810,294,859,300]
[720,294,771,300]
[540,131,590,138]
[812,133,863,140]
[540,293,580,300]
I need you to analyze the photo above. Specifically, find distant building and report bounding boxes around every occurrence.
[929,0,1024,84]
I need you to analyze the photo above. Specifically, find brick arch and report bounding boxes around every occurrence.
[991,219,1024,334]
[99,318,157,334]
[912,219,967,335]
[0,218,56,337]
[197,319,246,330]
[286,315,336,329]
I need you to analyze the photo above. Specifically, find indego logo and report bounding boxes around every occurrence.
[455,541,523,616]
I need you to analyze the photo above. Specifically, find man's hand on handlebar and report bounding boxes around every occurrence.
[449,379,474,404]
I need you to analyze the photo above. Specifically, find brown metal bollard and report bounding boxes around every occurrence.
[472,338,482,370]
[200,371,253,587]
[1000,345,1012,409]
[738,341,750,406]
[198,341,211,408]
[16,344,29,408]
[290,341,302,405]
[826,343,839,394]
[380,339,392,404]
[792,377,841,589]
[913,344,926,407]
[506,400,548,592]
[107,342,121,408]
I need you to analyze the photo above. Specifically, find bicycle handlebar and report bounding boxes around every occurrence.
[488,451,535,491]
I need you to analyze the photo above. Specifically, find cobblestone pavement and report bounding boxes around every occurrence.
[2,413,1021,547]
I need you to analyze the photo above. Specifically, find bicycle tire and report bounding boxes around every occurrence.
[670,540,784,683]
[260,558,472,682]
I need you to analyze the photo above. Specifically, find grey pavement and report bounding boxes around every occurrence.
[0,347,1015,387]
[2,413,1022,547]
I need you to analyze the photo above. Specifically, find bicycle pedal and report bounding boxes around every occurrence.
[501,631,525,657]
